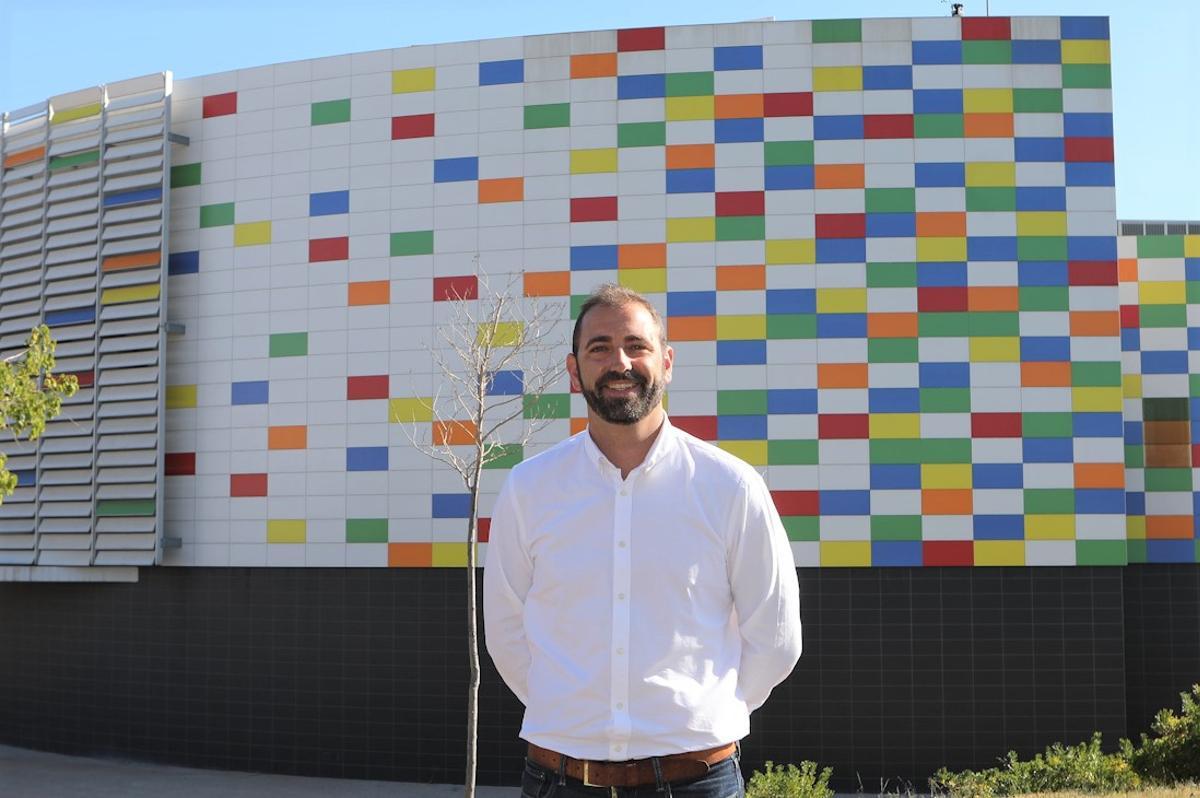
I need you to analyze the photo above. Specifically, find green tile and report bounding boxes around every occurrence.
[1143,398,1189,421]
[1071,361,1121,386]
[870,439,922,464]
[1062,64,1111,89]
[1190,374,1200,398]
[96,499,156,517]
[767,314,816,339]
[1196,539,1200,564]
[918,312,969,338]
[570,294,588,320]
[1019,286,1069,311]
[524,393,569,419]
[866,262,916,288]
[618,121,665,148]
[1024,488,1074,514]
[718,390,768,415]
[1023,413,1073,438]
[525,103,570,129]
[1145,468,1193,492]
[970,312,1019,337]
[1124,444,1143,468]
[865,188,915,213]
[391,230,434,256]
[868,338,918,363]
[966,187,1017,212]
[920,388,971,414]
[963,40,1012,64]
[716,216,764,241]
[311,98,350,125]
[1137,235,1185,258]
[484,443,524,469]
[346,518,388,543]
[782,516,820,542]
[1140,304,1187,328]
[47,149,99,170]
[915,113,963,138]
[200,202,235,228]
[1186,282,1200,304]
[1126,540,1148,564]
[1013,88,1063,113]
[270,332,308,357]
[170,163,201,188]
[871,515,922,541]
[768,439,818,465]
[921,438,972,463]
[764,140,814,166]
[1075,540,1126,566]
[812,18,862,43]
[1018,236,1068,261]
[665,71,713,97]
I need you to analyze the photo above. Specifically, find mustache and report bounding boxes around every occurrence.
[596,370,647,389]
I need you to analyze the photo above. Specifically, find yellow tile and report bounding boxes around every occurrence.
[267,519,306,544]
[916,236,967,262]
[234,221,271,246]
[965,161,1015,187]
[1026,514,1076,540]
[666,96,714,121]
[667,217,715,242]
[570,148,618,174]
[1185,235,1200,257]
[869,413,920,439]
[766,238,815,265]
[969,336,1020,362]
[432,542,469,567]
[1126,515,1146,539]
[51,102,102,125]
[963,88,1013,114]
[820,541,871,566]
[166,384,197,409]
[1016,211,1067,237]
[922,463,972,489]
[717,440,768,466]
[1138,281,1185,305]
[1061,39,1110,64]
[1122,374,1142,399]
[477,321,524,346]
[813,66,862,92]
[974,540,1024,566]
[389,397,434,423]
[619,268,667,293]
[1072,386,1122,413]
[393,67,436,93]
[716,314,766,339]
[816,287,866,313]
[102,284,161,305]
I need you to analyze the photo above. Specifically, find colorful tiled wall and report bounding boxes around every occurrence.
[160,16,1131,567]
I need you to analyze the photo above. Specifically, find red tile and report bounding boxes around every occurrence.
[202,92,237,118]
[478,517,491,543]
[347,375,389,400]
[230,473,267,497]
[1068,260,1117,286]
[1065,137,1114,163]
[771,490,819,516]
[673,416,717,440]
[715,191,764,217]
[570,196,618,222]
[971,412,1022,438]
[763,92,812,117]
[923,540,973,566]
[1120,304,1139,329]
[864,114,914,139]
[816,213,866,239]
[165,452,195,476]
[918,287,969,312]
[71,370,95,388]
[617,26,665,51]
[309,236,349,262]
[392,113,435,139]
[818,413,869,439]
[433,275,478,301]
[961,17,1011,39]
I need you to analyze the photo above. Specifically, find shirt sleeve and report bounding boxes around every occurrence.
[482,476,533,706]
[727,473,803,712]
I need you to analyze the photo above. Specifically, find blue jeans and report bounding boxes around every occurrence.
[519,748,744,798]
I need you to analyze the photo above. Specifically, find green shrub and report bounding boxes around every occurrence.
[1130,684,1200,785]
[746,760,834,798]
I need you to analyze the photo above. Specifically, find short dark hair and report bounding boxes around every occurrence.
[571,284,668,356]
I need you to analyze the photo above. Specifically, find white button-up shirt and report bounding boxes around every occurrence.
[483,417,802,760]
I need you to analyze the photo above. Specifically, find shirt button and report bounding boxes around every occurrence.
[614,745,623,752]
[616,702,624,709]
[619,489,627,496]
[618,541,627,548]
[616,647,624,655]
[617,592,625,600]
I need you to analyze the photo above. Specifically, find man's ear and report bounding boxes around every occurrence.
[662,344,675,384]
[566,352,582,392]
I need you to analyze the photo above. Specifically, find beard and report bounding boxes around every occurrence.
[580,368,665,425]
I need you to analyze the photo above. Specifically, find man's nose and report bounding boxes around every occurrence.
[613,347,634,370]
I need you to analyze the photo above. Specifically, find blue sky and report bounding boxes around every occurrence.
[1,0,1195,219]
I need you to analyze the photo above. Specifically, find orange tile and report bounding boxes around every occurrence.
[268,425,307,449]
[967,286,1019,312]
[715,93,763,119]
[1074,462,1125,489]
[668,316,716,341]
[1146,444,1192,468]
[524,270,570,297]
[818,363,868,389]
[1070,310,1119,337]
[570,52,617,79]
[619,243,666,269]
[3,145,44,168]
[922,488,973,515]
[1117,258,1138,283]
[666,144,714,170]
[478,177,523,203]
[389,543,433,567]
[569,417,588,435]
[964,112,1014,138]
[867,312,918,338]
[814,163,864,189]
[1146,515,1195,539]
[716,264,765,291]
[1144,420,1191,445]
[916,211,967,237]
[1020,361,1071,387]
[102,251,161,271]
[433,420,478,446]
[349,280,390,306]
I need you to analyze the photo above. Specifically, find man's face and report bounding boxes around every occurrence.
[567,302,673,425]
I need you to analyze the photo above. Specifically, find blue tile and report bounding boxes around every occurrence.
[1187,259,1200,281]
[309,190,349,216]
[717,340,766,365]
[570,245,618,271]
[1073,412,1122,437]
[231,380,269,405]
[103,187,162,207]
[766,288,816,314]
[1141,350,1189,374]
[974,514,1025,540]
[714,45,762,71]
[667,290,716,316]
[863,64,912,90]
[913,88,963,114]
[1125,491,1145,515]
[816,313,867,338]
[912,40,962,64]
[1023,437,1074,463]
[866,213,916,238]
[764,165,813,190]
[618,73,666,99]
[718,415,767,440]
[1018,261,1068,286]
[45,307,95,327]
[432,493,471,518]
[667,168,715,193]
[767,388,817,414]
[816,237,865,263]
[1015,137,1065,162]
[1146,540,1195,564]
[1123,421,1143,445]
[821,490,870,515]
[487,370,523,395]
[13,469,35,488]
[347,446,388,472]
[433,157,479,183]
[1016,187,1066,211]
[872,541,923,566]
[1061,16,1109,39]
[1064,113,1113,137]
[814,114,864,140]
[1066,162,1115,186]
[715,118,764,143]
[168,251,199,275]
[868,387,919,413]
[1188,327,1200,350]
[1121,328,1140,352]
[917,262,967,287]
[479,59,523,85]
[1020,336,1071,362]
[1067,236,1117,261]
[915,161,965,187]
[1075,488,1125,514]
[920,362,969,387]
[973,463,1024,489]
[1011,39,1061,64]
[871,463,920,489]
[967,236,1018,261]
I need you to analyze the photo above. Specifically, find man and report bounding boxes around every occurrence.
[484,284,802,797]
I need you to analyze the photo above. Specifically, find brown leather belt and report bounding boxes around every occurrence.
[527,742,737,788]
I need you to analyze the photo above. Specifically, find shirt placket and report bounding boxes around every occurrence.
[608,467,634,760]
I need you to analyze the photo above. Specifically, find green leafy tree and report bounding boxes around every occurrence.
[0,325,79,501]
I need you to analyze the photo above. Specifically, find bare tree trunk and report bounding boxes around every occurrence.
[464,456,484,798]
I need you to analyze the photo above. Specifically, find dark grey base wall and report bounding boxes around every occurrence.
[0,566,1194,792]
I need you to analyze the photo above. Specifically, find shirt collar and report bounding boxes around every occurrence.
[580,413,677,475]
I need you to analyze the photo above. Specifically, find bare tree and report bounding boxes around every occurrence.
[400,271,564,798]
